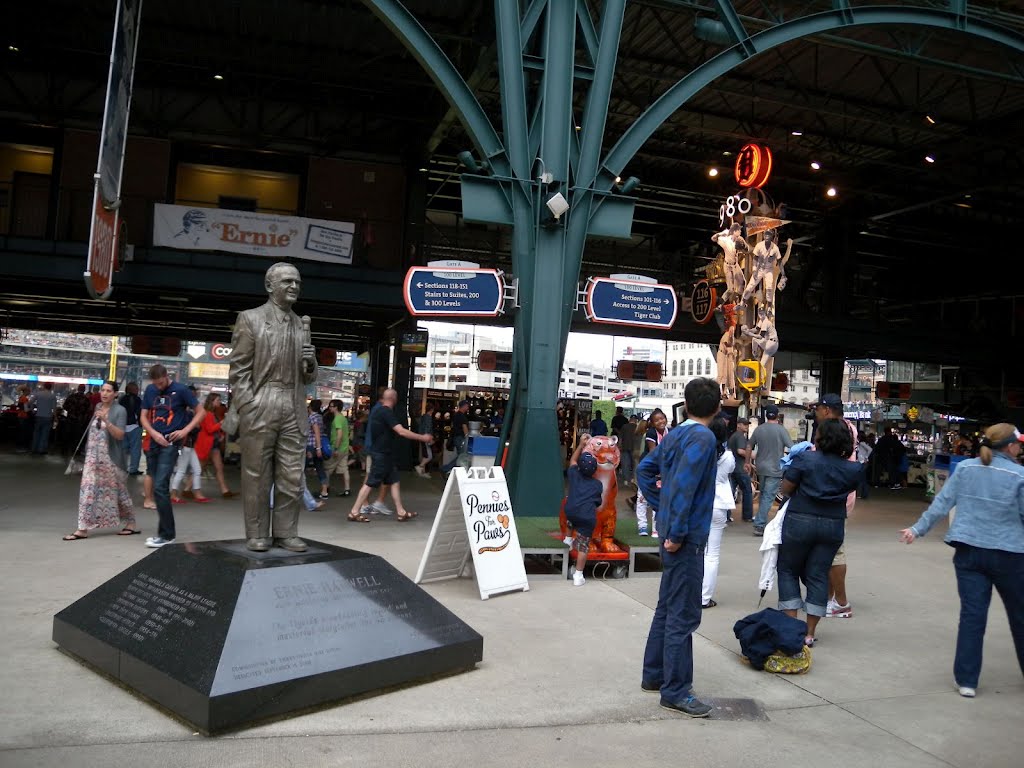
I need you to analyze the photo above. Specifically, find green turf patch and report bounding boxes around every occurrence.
[515,516,565,549]
[611,513,660,548]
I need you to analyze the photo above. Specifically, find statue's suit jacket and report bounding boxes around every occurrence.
[228,301,317,434]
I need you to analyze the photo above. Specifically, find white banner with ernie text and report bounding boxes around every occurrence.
[153,203,354,265]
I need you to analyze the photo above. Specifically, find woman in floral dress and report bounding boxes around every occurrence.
[62,380,138,540]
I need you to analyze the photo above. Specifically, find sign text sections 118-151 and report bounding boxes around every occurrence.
[404,267,505,317]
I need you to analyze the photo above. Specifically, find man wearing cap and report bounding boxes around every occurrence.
[441,400,471,474]
[727,418,754,522]
[746,405,792,536]
[812,394,860,619]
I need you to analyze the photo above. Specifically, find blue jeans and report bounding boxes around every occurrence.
[147,442,180,540]
[857,473,870,499]
[618,449,634,481]
[441,435,468,472]
[642,536,706,703]
[777,513,844,617]
[952,543,1024,688]
[32,417,52,454]
[754,474,781,528]
[308,452,328,488]
[124,427,142,473]
[730,472,754,520]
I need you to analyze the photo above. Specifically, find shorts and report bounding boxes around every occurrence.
[573,531,591,555]
[831,523,847,566]
[366,453,399,488]
[565,509,595,539]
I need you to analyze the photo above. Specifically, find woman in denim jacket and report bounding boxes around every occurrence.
[901,423,1024,698]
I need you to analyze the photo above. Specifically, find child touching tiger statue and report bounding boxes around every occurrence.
[560,433,623,553]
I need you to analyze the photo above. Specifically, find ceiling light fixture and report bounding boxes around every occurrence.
[791,130,803,136]
[707,167,719,177]
[925,155,935,163]
[722,150,733,157]
[810,161,821,170]
[8,45,18,52]
[826,187,837,198]
[417,167,428,172]
[213,74,224,80]
[614,176,622,183]
[925,114,936,124]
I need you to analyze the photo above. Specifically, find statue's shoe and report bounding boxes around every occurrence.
[246,537,270,552]
[275,537,308,552]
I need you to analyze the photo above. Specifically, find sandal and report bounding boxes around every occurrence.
[143,501,156,510]
[118,528,141,535]
[347,512,371,523]
[396,511,418,522]
[62,532,88,541]
[804,635,816,647]
[702,599,717,609]
[193,496,212,503]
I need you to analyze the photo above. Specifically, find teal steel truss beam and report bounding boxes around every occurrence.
[602,5,1024,187]
[361,0,509,176]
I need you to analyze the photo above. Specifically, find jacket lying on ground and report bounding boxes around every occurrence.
[733,608,808,670]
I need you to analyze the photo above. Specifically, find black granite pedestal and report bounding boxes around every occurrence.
[53,540,483,733]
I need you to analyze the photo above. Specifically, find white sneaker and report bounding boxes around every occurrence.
[955,680,976,698]
[145,537,175,548]
[563,536,574,547]
[370,502,393,516]
[572,570,586,587]
[827,599,853,618]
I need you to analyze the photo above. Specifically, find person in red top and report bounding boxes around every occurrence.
[195,392,236,498]
[87,385,102,411]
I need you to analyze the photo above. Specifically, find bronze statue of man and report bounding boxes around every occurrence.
[228,262,317,552]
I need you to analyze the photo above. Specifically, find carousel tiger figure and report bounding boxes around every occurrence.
[560,434,622,553]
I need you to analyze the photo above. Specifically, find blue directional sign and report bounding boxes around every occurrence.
[585,276,678,329]
[404,267,505,317]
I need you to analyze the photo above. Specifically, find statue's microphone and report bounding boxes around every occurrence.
[301,315,311,345]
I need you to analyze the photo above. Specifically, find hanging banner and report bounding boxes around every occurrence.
[85,0,144,300]
[97,0,144,206]
[153,204,355,265]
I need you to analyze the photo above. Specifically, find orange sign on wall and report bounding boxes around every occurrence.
[735,143,773,189]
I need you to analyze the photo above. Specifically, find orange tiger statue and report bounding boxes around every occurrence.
[560,434,623,553]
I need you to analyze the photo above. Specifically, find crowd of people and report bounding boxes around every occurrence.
[6,360,1022,713]
[560,381,1023,715]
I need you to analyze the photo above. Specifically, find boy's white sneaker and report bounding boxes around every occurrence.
[563,535,574,547]
[572,570,586,587]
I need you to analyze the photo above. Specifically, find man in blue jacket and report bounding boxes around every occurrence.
[636,377,721,717]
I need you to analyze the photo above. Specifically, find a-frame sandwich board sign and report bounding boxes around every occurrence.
[415,466,529,600]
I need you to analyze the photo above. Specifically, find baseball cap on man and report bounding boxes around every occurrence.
[764,405,779,419]
[813,393,843,409]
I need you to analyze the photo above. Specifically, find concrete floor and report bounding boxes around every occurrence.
[1,451,1022,767]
